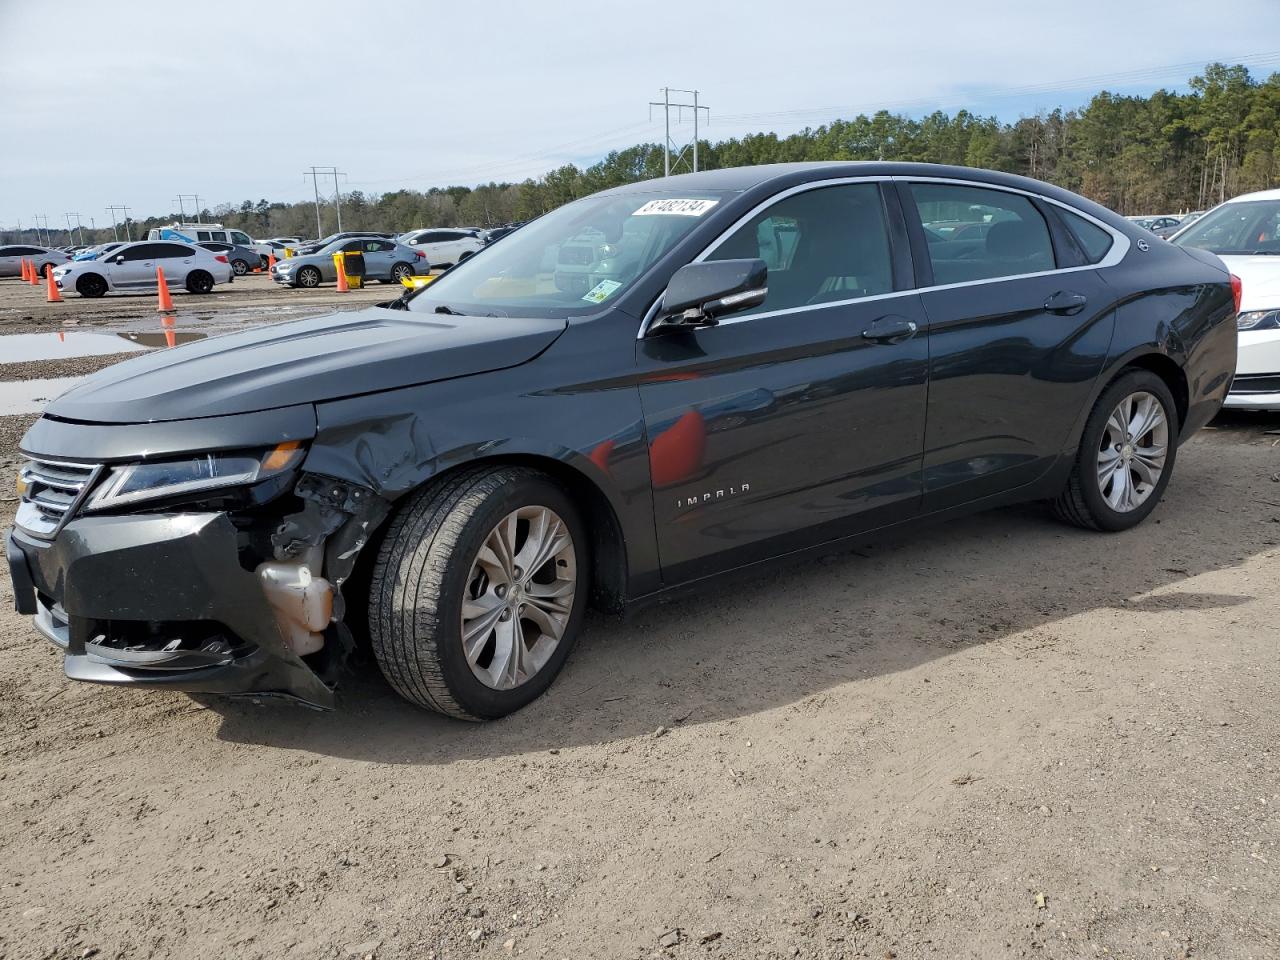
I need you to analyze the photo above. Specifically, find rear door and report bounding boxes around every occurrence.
[898,179,1119,510]
[152,242,198,285]
[363,238,394,276]
[637,180,930,583]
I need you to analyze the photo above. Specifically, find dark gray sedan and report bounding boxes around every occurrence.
[271,236,424,288]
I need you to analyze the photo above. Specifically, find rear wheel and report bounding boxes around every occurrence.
[75,273,107,298]
[297,265,322,288]
[185,270,214,294]
[390,261,412,283]
[368,467,588,720]
[230,258,249,276]
[1053,369,1178,531]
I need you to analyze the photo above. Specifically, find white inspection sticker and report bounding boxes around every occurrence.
[633,198,719,217]
[582,279,623,303]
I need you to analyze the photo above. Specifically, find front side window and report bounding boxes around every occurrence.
[121,243,160,262]
[705,182,894,317]
[409,189,727,318]
[911,182,1055,284]
[1172,200,1280,256]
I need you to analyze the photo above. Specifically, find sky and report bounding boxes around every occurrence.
[2,0,1280,232]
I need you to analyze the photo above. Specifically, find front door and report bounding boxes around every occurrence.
[900,180,1117,509]
[637,181,929,585]
[110,242,161,289]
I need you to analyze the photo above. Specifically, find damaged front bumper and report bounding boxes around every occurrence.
[7,511,343,707]
[6,473,388,709]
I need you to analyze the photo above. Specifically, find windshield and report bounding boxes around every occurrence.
[1172,199,1280,255]
[408,190,728,318]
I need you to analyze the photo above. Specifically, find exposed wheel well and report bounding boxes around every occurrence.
[1120,354,1188,431]
[344,454,628,638]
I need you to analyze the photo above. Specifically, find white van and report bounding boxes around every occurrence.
[147,223,269,259]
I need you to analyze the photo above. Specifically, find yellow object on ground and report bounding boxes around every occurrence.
[332,252,362,289]
[400,274,438,290]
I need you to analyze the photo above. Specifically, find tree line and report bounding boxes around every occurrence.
[8,61,1279,247]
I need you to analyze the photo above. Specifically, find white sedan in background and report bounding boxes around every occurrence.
[1171,187,1280,410]
[52,240,233,298]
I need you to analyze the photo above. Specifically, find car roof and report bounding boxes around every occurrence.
[1221,187,1280,203]
[596,161,1131,227]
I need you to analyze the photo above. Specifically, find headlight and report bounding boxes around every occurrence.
[85,441,305,512]
[1237,310,1280,331]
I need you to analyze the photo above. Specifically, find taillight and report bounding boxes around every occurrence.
[1230,274,1242,314]
[214,255,228,264]
[415,250,426,259]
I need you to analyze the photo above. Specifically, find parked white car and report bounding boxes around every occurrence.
[1172,187,1280,410]
[399,228,483,268]
[0,244,70,278]
[52,240,233,298]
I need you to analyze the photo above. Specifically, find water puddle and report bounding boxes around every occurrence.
[0,329,209,364]
[0,377,84,415]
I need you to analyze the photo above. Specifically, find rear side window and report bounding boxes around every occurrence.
[154,243,194,258]
[1058,208,1114,264]
[706,182,894,317]
[910,183,1055,284]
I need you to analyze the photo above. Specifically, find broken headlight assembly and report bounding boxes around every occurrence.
[85,441,307,512]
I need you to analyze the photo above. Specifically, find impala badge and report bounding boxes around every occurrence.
[675,483,751,510]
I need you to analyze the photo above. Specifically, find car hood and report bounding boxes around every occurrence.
[46,306,567,424]
[1217,255,1280,312]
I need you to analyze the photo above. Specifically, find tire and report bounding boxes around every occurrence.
[297,265,322,288]
[185,270,214,294]
[1053,369,1179,532]
[390,261,412,283]
[230,258,249,276]
[75,273,107,298]
[369,467,589,721]
[459,250,474,262]
[259,255,270,270]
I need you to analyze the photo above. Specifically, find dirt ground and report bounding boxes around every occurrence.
[1,275,1279,960]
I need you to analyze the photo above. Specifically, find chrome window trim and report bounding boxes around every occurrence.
[636,174,1131,339]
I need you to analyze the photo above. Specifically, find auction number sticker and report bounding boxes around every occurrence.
[633,198,719,217]
[582,279,623,303]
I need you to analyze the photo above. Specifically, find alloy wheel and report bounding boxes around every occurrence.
[1096,390,1168,512]
[460,505,577,690]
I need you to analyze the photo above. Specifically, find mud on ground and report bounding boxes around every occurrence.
[0,271,1279,959]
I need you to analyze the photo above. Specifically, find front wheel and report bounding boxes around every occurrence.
[76,273,107,298]
[368,467,589,720]
[296,265,322,288]
[1053,369,1178,531]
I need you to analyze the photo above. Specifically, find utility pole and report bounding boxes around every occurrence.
[106,205,132,241]
[65,213,86,245]
[304,167,345,235]
[648,87,710,176]
[174,194,201,224]
[34,214,51,246]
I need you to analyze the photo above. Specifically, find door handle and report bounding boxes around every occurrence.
[861,315,918,344]
[1045,290,1087,315]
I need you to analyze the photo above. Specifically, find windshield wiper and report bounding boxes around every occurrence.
[434,305,466,315]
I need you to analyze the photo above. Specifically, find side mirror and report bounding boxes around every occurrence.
[652,259,768,333]
[114,255,125,264]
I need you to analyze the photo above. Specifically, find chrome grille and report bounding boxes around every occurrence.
[16,457,100,538]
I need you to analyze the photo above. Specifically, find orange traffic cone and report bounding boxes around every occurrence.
[26,259,38,284]
[20,258,29,282]
[156,266,175,311]
[267,252,276,274]
[335,259,349,293]
[45,265,62,303]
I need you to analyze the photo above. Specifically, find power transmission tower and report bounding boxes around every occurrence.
[174,194,202,223]
[106,205,132,241]
[304,166,347,235]
[648,87,710,176]
[64,213,85,245]
[34,214,51,246]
